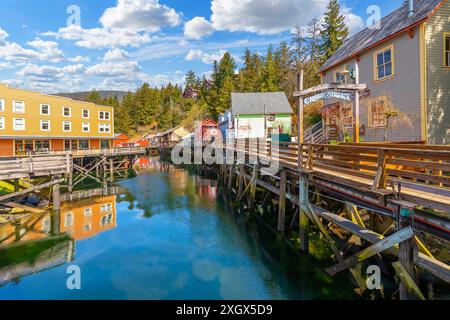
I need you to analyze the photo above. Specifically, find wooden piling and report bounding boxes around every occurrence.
[52,183,61,212]
[248,162,259,210]
[238,165,245,199]
[110,158,114,183]
[278,169,287,233]
[299,177,309,253]
[227,165,233,192]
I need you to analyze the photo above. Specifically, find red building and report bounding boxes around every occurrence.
[123,136,150,147]
[114,133,130,147]
[195,119,220,143]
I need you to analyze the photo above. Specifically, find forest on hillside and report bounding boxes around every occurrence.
[87,0,348,136]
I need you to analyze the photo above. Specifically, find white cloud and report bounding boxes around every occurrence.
[68,56,90,63]
[0,27,8,45]
[210,0,328,35]
[45,25,151,49]
[184,17,214,40]
[26,39,64,62]
[100,0,181,32]
[185,49,228,64]
[343,9,365,36]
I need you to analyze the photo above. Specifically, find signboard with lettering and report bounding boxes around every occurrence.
[304,91,353,105]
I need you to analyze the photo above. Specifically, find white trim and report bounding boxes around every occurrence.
[0,99,4,112]
[13,100,25,114]
[82,122,90,133]
[62,106,72,117]
[40,119,51,132]
[40,104,51,116]
[98,123,111,133]
[13,117,26,131]
[0,116,4,130]
[82,109,90,119]
[63,121,72,132]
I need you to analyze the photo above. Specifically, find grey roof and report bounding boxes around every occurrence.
[231,92,293,115]
[321,0,443,72]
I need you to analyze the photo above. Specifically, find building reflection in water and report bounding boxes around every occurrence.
[0,192,117,287]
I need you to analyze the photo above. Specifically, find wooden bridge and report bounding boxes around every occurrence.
[216,139,450,299]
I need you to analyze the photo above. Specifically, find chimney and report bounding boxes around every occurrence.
[408,0,415,18]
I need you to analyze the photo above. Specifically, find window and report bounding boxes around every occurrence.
[0,99,4,112]
[63,106,71,117]
[64,212,74,228]
[99,123,111,133]
[13,118,25,130]
[369,100,387,127]
[0,117,4,130]
[341,104,353,128]
[15,140,33,155]
[78,140,89,150]
[101,140,110,149]
[99,111,111,120]
[445,33,450,68]
[35,140,50,152]
[64,140,71,151]
[40,120,50,131]
[82,122,90,133]
[100,214,113,226]
[84,208,93,217]
[13,100,25,113]
[335,71,347,84]
[374,45,394,81]
[101,203,113,212]
[83,224,92,232]
[40,104,50,115]
[63,121,72,132]
[82,109,90,119]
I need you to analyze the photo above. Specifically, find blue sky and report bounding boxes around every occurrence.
[0,0,404,93]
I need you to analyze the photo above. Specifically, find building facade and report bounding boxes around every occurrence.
[231,92,293,140]
[0,83,114,156]
[319,0,449,144]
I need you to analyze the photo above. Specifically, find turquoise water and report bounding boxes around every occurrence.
[0,164,357,300]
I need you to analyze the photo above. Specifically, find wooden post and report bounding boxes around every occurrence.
[248,162,259,210]
[297,70,304,170]
[238,164,245,199]
[52,183,61,212]
[299,177,309,253]
[109,158,114,183]
[278,169,287,233]
[14,179,20,192]
[353,61,360,143]
[397,204,418,300]
[227,165,233,192]
[103,161,107,188]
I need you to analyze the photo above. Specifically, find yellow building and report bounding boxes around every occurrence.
[0,83,114,157]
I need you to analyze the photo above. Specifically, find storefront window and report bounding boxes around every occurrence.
[101,140,110,149]
[64,140,71,151]
[35,140,50,152]
[78,140,89,150]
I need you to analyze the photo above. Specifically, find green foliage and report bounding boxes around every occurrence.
[320,0,349,59]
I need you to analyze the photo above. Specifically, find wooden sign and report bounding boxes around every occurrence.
[304,91,353,105]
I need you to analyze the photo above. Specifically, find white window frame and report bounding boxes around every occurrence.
[13,118,25,131]
[13,100,25,114]
[99,123,111,133]
[63,121,72,132]
[40,104,51,116]
[84,207,93,217]
[99,111,111,121]
[82,122,90,133]
[62,106,72,117]
[0,99,4,112]
[64,212,74,228]
[82,109,90,119]
[101,203,113,212]
[40,120,51,132]
[0,117,4,130]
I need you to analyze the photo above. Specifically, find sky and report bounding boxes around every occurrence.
[0,0,404,93]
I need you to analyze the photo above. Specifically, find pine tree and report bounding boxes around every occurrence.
[320,0,349,59]
[261,45,279,92]
[185,70,200,89]
[87,89,102,104]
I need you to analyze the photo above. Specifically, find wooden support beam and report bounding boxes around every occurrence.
[299,177,309,252]
[238,165,245,199]
[392,262,425,300]
[372,150,387,191]
[52,182,61,212]
[0,178,64,203]
[326,227,414,276]
[110,158,114,183]
[227,165,233,192]
[248,162,259,210]
[278,169,287,233]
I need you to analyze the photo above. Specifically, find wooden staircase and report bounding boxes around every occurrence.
[304,121,325,144]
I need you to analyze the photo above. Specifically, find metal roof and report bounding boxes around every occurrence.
[320,0,444,72]
[231,92,293,115]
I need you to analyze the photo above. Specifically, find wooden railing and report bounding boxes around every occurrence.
[13,147,147,158]
[226,139,450,209]
[0,154,72,180]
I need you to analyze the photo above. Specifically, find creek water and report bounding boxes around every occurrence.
[0,158,358,300]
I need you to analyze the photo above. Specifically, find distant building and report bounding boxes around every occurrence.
[195,119,220,143]
[183,88,200,100]
[318,0,450,144]
[123,135,150,148]
[219,111,234,142]
[159,126,191,148]
[0,83,114,156]
[114,133,129,147]
[231,92,293,140]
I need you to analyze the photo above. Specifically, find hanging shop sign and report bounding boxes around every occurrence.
[304,91,353,105]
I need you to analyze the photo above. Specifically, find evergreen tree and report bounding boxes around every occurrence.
[261,45,279,92]
[87,89,102,104]
[185,70,200,89]
[320,0,349,59]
